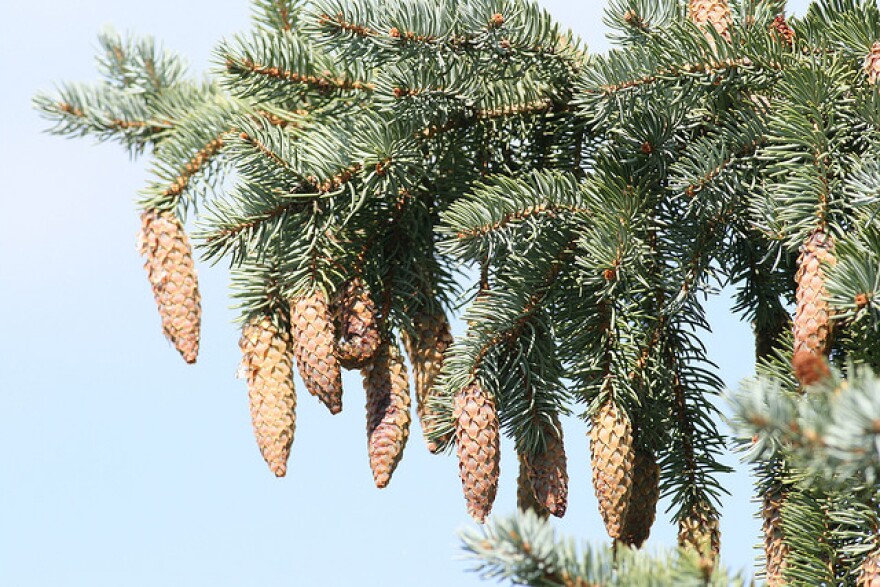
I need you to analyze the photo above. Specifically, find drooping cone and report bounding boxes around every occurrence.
[678,502,721,571]
[454,381,500,523]
[763,485,789,586]
[517,453,550,518]
[239,314,296,477]
[859,547,880,587]
[688,0,731,41]
[865,41,880,84]
[361,341,411,488]
[792,229,836,385]
[590,400,635,540]
[522,416,569,518]
[137,208,201,363]
[620,449,660,548]
[290,291,343,414]
[402,312,455,453]
[333,277,380,369]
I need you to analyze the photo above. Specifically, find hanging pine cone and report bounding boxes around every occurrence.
[589,400,635,540]
[239,314,296,477]
[290,290,343,414]
[454,381,500,523]
[402,312,455,453]
[763,485,789,586]
[688,0,731,41]
[865,41,880,85]
[333,277,381,369]
[517,452,550,518]
[620,449,660,548]
[362,341,411,488]
[137,208,201,364]
[792,229,836,385]
[522,415,568,518]
[860,547,880,587]
[678,502,721,571]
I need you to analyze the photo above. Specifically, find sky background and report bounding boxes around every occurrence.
[0,1,810,585]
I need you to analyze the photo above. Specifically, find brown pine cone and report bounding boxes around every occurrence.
[688,0,732,40]
[866,41,880,85]
[792,229,836,385]
[763,484,789,586]
[290,290,343,414]
[137,208,201,364]
[859,547,880,587]
[517,453,550,518]
[333,277,381,369]
[239,314,296,477]
[590,400,634,540]
[402,312,455,453]
[678,501,721,571]
[362,341,411,488]
[454,381,500,523]
[770,14,795,47]
[522,415,568,518]
[620,449,660,548]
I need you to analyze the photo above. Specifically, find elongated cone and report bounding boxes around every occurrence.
[454,381,500,523]
[290,291,343,414]
[688,0,731,41]
[866,42,880,85]
[402,312,455,453]
[792,229,836,385]
[137,208,201,363]
[859,547,880,587]
[333,277,380,369]
[620,449,660,548]
[239,315,296,477]
[517,453,550,518]
[763,485,788,586]
[679,502,721,571]
[362,341,411,488]
[523,416,568,518]
[590,400,634,540]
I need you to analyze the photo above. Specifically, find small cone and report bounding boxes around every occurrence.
[865,42,880,85]
[590,400,635,540]
[770,14,795,47]
[239,314,296,477]
[792,229,836,385]
[678,502,721,571]
[454,381,500,523]
[517,453,550,517]
[362,341,411,488]
[522,415,569,518]
[333,277,380,369]
[137,208,201,363]
[859,547,880,587]
[620,449,660,548]
[688,0,731,41]
[402,312,455,453]
[763,485,789,587]
[290,291,343,414]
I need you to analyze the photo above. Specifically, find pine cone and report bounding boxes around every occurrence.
[866,41,880,85]
[517,453,550,518]
[688,0,731,40]
[290,291,343,414]
[402,312,455,453]
[239,314,296,477]
[620,449,660,548]
[678,502,721,571]
[333,277,380,369]
[362,341,411,488]
[770,14,795,47]
[792,229,836,384]
[454,381,500,523]
[137,208,201,364]
[860,547,880,587]
[589,400,634,540]
[522,415,568,518]
[763,485,789,586]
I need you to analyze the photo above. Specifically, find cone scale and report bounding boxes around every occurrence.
[333,277,381,369]
[763,485,789,586]
[589,400,634,540]
[517,453,550,518]
[792,229,836,385]
[454,381,500,523]
[860,548,880,587]
[522,415,569,518]
[291,291,344,414]
[688,0,731,41]
[620,449,660,548]
[678,502,721,571]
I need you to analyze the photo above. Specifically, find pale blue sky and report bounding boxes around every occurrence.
[0,1,809,586]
